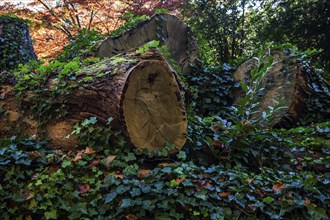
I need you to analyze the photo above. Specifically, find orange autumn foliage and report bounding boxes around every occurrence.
[0,0,182,59]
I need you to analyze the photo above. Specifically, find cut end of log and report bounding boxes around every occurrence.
[121,60,187,152]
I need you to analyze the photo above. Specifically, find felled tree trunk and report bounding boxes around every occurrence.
[0,50,187,153]
[233,49,330,127]
[97,14,198,74]
[0,16,37,71]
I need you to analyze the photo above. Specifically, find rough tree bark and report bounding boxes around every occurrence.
[233,49,330,127]
[97,14,198,74]
[0,50,187,153]
[0,16,37,71]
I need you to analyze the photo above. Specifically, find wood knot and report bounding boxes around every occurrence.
[148,73,158,86]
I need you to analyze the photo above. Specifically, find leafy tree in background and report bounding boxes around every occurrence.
[248,0,330,72]
[182,0,255,65]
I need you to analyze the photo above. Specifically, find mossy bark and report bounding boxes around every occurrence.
[97,14,198,74]
[0,50,187,153]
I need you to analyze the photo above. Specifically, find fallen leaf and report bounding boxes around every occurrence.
[248,204,257,211]
[84,147,95,155]
[79,184,90,194]
[158,162,170,167]
[257,189,265,197]
[212,140,223,148]
[115,172,124,179]
[49,165,60,173]
[138,169,151,177]
[23,190,33,201]
[246,178,254,183]
[219,192,229,198]
[305,198,310,206]
[176,177,186,185]
[88,160,99,168]
[273,182,285,192]
[105,155,116,166]
[125,214,137,220]
[72,151,82,162]
[28,151,42,158]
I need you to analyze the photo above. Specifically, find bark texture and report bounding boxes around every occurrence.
[0,16,37,71]
[97,14,198,74]
[233,49,330,127]
[0,50,187,153]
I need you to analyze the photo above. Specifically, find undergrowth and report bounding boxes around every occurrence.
[0,121,329,219]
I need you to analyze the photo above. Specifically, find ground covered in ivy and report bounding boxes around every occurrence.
[0,121,329,220]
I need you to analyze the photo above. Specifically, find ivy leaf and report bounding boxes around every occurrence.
[177,151,187,160]
[61,160,72,168]
[44,208,57,219]
[263,197,274,203]
[149,40,160,48]
[120,199,132,208]
[124,153,136,162]
[105,192,118,203]
[81,117,97,126]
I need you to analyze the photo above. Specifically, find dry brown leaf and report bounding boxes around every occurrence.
[84,147,95,155]
[257,189,265,197]
[72,151,83,162]
[106,155,116,166]
[138,169,151,177]
[115,173,124,179]
[176,177,186,185]
[79,184,90,194]
[246,178,254,184]
[125,214,137,220]
[273,182,285,192]
[88,160,99,168]
[212,140,223,148]
[158,162,170,167]
[28,151,42,158]
[219,192,230,198]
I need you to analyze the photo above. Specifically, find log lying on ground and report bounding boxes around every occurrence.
[97,14,198,74]
[0,50,187,153]
[0,16,37,71]
[233,49,330,127]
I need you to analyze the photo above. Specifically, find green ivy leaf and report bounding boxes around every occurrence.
[44,208,57,219]
[61,160,72,168]
[263,197,274,203]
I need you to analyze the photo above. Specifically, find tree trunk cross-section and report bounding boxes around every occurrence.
[0,50,187,153]
[233,49,330,127]
[97,13,198,74]
[121,61,187,152]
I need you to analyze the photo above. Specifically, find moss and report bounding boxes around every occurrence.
[77,55,138,77]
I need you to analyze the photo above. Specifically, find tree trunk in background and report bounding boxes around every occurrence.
[233,49,330,127]
[0,16,37,71]
[0,50,187,153]
[97,14,198,74]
